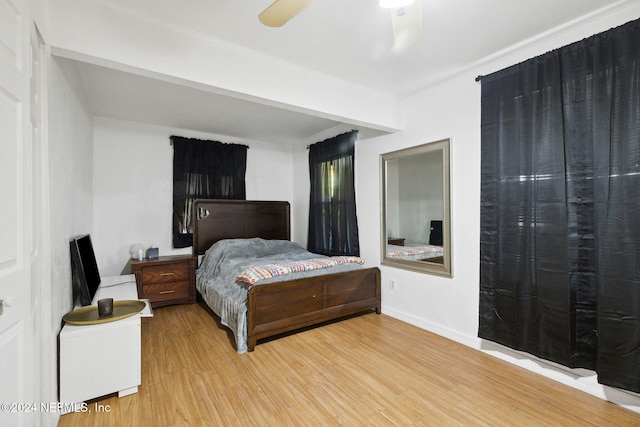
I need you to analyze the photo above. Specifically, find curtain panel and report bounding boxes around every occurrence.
[308,130,360,256]
[171,136,247,248]
[479,19,640,392]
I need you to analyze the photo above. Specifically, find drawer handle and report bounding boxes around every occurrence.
[159,273,176,276]
[159,290,176,294]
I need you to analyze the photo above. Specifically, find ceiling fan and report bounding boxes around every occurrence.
[259,0,423,50]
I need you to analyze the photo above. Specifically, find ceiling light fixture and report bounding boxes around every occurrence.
[379,0,415,8]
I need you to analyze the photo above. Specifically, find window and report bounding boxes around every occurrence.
[308,131,360,256]
[171,136,247,248]
[479,19,640,392]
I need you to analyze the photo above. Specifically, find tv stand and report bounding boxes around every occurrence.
[59,275,152,411]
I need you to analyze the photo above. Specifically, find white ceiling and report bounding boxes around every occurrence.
[73,61,356,145]
[65,0,628,145]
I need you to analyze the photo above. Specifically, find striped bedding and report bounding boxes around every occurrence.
[237,256,364,285]
[386,244,443,260]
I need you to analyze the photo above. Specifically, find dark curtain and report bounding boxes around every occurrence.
[172,136,247,248]
[479,19,640,392]
[308,130,360,256]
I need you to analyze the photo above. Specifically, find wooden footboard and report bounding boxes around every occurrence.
[246,267,381,351]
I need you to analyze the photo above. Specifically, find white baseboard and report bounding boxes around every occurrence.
[382,307,640,414]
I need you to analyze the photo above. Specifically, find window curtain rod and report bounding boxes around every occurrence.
[169,135,248,148]
[474,20,631,85]
[306,129,358,149]
[169,142,250,148]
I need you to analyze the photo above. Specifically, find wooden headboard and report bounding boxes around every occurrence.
[192,199,291,255]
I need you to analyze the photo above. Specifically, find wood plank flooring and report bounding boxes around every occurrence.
[59,302,640,426]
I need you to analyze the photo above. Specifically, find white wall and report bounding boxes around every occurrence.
[92,117,296,276]
[350,4,640,411]
[291,144,310,247]
[47,55,95,415]
[398,153,443,244]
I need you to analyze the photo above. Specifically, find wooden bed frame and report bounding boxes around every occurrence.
[193,199,381,352]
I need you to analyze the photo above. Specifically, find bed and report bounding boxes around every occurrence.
[193,199,381,353]
[386,244,444,262]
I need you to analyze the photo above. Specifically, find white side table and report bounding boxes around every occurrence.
[59,275,152,409]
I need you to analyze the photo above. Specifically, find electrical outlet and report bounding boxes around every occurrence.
[390,280,395,291]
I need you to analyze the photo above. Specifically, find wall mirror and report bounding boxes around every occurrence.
[380,138,452,277]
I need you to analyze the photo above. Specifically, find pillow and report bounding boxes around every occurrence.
[237,256,364,285]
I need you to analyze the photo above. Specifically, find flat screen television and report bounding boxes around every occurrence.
[70,234,101,306]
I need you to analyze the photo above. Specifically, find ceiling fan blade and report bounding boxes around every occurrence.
[390,0,423,50]
[259,0,316,27]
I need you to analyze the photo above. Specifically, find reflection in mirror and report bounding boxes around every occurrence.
[380,139,452,277]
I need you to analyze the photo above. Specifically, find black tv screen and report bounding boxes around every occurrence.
[70,234,101,306]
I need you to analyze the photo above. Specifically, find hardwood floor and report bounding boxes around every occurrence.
[59,302,640,426]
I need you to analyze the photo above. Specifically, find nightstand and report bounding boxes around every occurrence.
[131,255,197,308]
[387,238,405,246]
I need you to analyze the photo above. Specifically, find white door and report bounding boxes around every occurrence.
[0,0,36,425]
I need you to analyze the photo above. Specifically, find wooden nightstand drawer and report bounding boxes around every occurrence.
[140,263,189,284]
[387,238,405,246]
[142,281,190,302]
[131,255,197,308]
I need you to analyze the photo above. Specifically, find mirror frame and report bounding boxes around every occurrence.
[380,138,452,277]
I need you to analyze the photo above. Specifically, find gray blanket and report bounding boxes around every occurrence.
[196,238,362,353]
